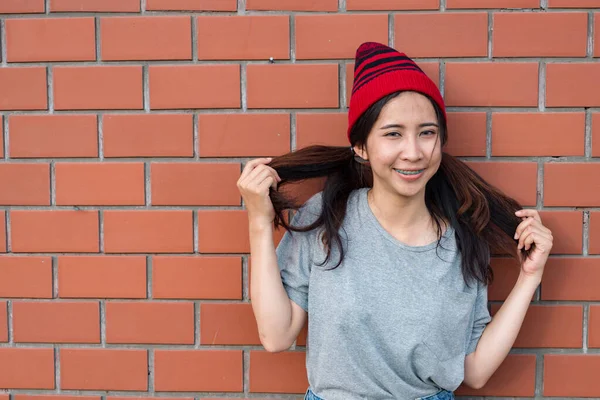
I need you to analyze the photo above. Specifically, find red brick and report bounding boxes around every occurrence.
[448,0,539,6]
[151,163,241,206]
[588,305,600,348]
[0,348,55,389]
[6,18,95,62]
[548,0,600,7]
[16,396,100,400]
[0,257,52,298]
[456,355,535,397]
[544,163,600,207]
[492,113,585,156]
[198,114,290,157]
[0,163,50,205]
[60,349,147,391]
[154,350,243,392]
[296,113,347,148]
[0,212,5,253]
[247,64,338,109]
[491,304,582,348]
[489,258,521,301]
[58,256,147,299]
[246,0,337,11]
[249,351,307,393]
[56,163,144,206]
[296,14,388,59]
[591,212,600,254]
[152,256,242,300]
[538,211,583,255]
[465,162,538,206]
[596,14,600,56]
[13,301,99,343]
[346,62,440,107]
[446,63,538,107]
[9,115,98,158]
[395,13,487,58]
[547,63,600,107]
[0,67,47,110]
[0,0,44,13]
[54,66,143,110]
[0,301,7,342]
[103,114,193,158]
[101,17,191,61]
[11,211,99,253]
[494,13,587,57]
[104,211,193,253]
[541,258,600,300]
[149,65,240,109]
[146,0,237,11]
[106,302,194,344]
[544,355,600,397]
[198,211,249,253]
[200,303,260,345]
[445,112,487,157]
[50,0,140,12]
[197,16,288,60]
[347,0,439,10]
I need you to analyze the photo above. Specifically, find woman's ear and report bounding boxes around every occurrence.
[352,145,369,164]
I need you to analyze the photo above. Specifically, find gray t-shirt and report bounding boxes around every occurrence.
[276,187,492,400]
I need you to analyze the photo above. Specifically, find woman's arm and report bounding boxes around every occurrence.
[463,209,553,389]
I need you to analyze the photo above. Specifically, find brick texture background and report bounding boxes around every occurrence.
[0,0,599,398]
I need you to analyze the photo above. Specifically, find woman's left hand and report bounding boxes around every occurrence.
[513,209,553,281]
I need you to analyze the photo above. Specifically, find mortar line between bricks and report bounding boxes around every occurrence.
[583,304,590,353]
[388,13,394,48]
[50,161,55,205]
[5,211,10,253]
[237,0,246,14]
[145,162,151,206]
[191,15,198,61]
[535,353,543,397]
[537,162,544,210]
[242,255,249,301]
[290,113,297,151]
[98,210,104,253]
[146,255,152,299]
[193,113,199,159]
[538,62,546,112]
[588,12,594,58]
[583,211,590,256]
[47,66,54,113]
[440,0,446,12]
[52,256,58,299]
[339,0,346,12]
[585,108,592,159]
[100,300,106,346]
[141,0,146,14]
[338,63,344,110]
[290,15,296,62]
[243,349,250,395]
[7,300,13,344]
[95,17,100,62]
[148,349,154,393]
[487,11,492,59]
[439,61,445,97]
[45,0,50,13]
[98,113,104,160]
[54,345,60,392]
[241,63,247,111]
[143,65,150,112]
[1,19,7,67]
[485,111,492,159]
[194,300,200,348]
[3,114,9,159]
[541,0,548,9]
[193,210,198,253]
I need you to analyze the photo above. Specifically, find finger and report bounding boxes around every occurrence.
[515,217,536,240]
[249,168,274,189]
[258,175,277,191]
[519,228,553,251]
[239,158,273,182]
[515,209,542,223]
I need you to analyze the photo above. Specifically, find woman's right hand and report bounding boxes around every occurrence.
[237,157,282,227]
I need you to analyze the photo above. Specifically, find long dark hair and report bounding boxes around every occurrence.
[268,91,529,286]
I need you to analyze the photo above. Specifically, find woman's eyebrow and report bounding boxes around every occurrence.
[379,122,439,129]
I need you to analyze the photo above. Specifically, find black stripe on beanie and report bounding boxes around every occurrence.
[352,63,423,94]
[354,46,398,72]
[353,56,421,88]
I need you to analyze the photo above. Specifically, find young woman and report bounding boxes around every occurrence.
[237,42,553,400]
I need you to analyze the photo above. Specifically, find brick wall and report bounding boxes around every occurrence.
[0,0,599,398]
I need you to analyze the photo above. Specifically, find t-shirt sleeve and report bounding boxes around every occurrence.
[275,194,321,313]
[466,279,492,355]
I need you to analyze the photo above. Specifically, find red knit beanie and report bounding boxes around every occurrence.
[347,42,446,142]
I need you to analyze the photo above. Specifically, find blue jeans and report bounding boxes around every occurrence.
[304,387,454,400]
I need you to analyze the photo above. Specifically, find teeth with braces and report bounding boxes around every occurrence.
[395,169,424,175]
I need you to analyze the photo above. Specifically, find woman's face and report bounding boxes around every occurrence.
[354,91,443,200]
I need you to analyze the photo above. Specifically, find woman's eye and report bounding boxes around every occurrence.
[421,130,437,136]
[385,131,401,137]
